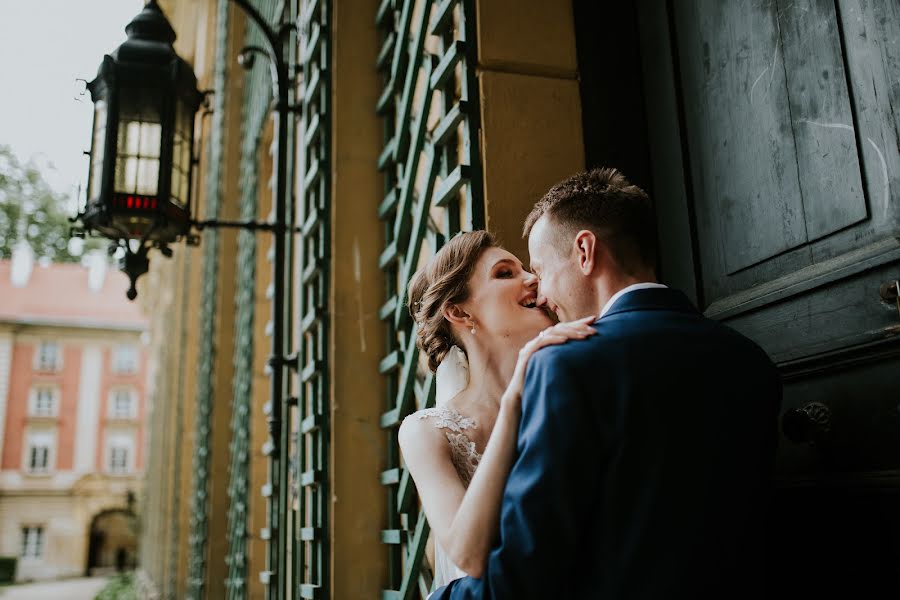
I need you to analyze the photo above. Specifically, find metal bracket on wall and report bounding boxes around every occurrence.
[192,218,302,234]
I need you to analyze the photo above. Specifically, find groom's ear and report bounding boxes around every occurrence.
[574,230,597,276]
[443,303,471,327]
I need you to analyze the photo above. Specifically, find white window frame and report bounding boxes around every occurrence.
[111,344,139,374]
[24,430,55,474]
[106,434,134,474]
[29,385,60,417]
[109,447,130,473]
[34,341,61,372]
[21,526,44,559]
[108,388,137,420]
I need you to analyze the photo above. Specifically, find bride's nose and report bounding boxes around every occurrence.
[523,272,538,289]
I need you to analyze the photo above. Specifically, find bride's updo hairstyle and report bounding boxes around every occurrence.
[407,230,498,372]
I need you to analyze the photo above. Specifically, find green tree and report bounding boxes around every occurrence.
[0,144,102,262]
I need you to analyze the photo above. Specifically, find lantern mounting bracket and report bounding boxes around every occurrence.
[237,45,270,71]
[191,218,302,234]
[200,89,215,114]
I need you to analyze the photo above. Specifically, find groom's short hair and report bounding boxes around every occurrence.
[523,167,657,274]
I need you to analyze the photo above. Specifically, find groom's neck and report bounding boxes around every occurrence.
[594,269,658,315]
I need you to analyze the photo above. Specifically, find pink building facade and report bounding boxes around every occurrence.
[0,251,148,581]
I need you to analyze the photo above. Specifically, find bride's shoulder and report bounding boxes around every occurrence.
[399,408,450,455]
[399,406,476,451]
[404,406,476,431]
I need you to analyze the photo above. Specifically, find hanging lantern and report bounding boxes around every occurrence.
[79,0,202,298]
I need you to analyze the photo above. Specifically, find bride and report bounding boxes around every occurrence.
[399,230,596,589]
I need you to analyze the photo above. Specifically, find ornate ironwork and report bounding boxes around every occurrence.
[184,1,231,597]
[205,2,304,599]
[223,1,275,593]
[377,0,484,597]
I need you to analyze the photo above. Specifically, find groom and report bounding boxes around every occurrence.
[431,167,782,599]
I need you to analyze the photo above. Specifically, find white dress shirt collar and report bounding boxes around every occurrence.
[598,282,668,319]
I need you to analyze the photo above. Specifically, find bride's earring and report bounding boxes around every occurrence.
[470,320,476,335]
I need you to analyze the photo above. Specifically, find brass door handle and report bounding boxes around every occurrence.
[782,402,832,445]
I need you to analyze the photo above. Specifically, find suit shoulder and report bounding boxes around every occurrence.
[527,334,613,380]
[526,334,615,392]
[713,321,777,368]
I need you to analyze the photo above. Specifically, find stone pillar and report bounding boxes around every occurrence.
[476,0,586,262]
[328,0,389,596]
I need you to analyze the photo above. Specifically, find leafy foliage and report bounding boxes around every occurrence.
[0,145,102,262]
[94,572,138,600]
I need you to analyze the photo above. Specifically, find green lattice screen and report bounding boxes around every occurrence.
[223,0,280,596]
[293,0,330,597]
[377,0,483,597]
[184,1,230,597]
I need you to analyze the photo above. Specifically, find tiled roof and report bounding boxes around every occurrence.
[0,260,148,330]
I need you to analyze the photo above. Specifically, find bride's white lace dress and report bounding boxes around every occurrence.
[411,405,483,590]
[402,345,481,593]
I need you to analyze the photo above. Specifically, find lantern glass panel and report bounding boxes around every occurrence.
[169,98,192,208]
[88,100,107,200]
[114,87,162,197]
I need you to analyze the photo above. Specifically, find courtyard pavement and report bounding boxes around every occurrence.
[0,577,109,600]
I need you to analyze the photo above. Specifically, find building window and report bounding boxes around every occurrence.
[21,526,44,559]
[109,389,137,419]
[107,434,134,474]
[25,431,54,474]
[30,386,58,417]
[112,344,138,374]
[35,341,61,372]
[109,447,130,473]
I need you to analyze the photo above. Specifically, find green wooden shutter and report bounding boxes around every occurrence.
[294,0,331,597]
[377,1,483,597]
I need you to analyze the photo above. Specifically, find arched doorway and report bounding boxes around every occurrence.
[86,509,137,575]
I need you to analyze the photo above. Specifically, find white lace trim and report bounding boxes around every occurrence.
[410,406,482,487]
[445,432,481,487]
[415,406,476,432]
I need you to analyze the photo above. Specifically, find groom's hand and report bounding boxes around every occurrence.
[501,315,596,413]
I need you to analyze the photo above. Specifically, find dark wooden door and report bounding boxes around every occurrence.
[579,0,900,596]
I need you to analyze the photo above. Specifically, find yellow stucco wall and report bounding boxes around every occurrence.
[476,0,585,263]
[328,0,389,596]
[141,1,247,598]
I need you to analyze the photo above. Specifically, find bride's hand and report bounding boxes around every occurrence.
[501,315,597,413]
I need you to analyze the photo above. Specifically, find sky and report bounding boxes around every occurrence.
[0,0,145,211]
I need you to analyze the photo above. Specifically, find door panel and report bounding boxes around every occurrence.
[778,353,900,477]
[632,0,900,594]
[675,0,877,295]
[674,0,811,276]
[721,239,900,363]
[652,0,900,360]
[778,0,867,242]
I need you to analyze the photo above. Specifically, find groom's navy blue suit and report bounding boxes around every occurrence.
[431,287,781,599]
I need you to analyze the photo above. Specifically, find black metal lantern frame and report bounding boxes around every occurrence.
[73,0,302,301]
[72,2,303,598]
[72,1,208,299]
